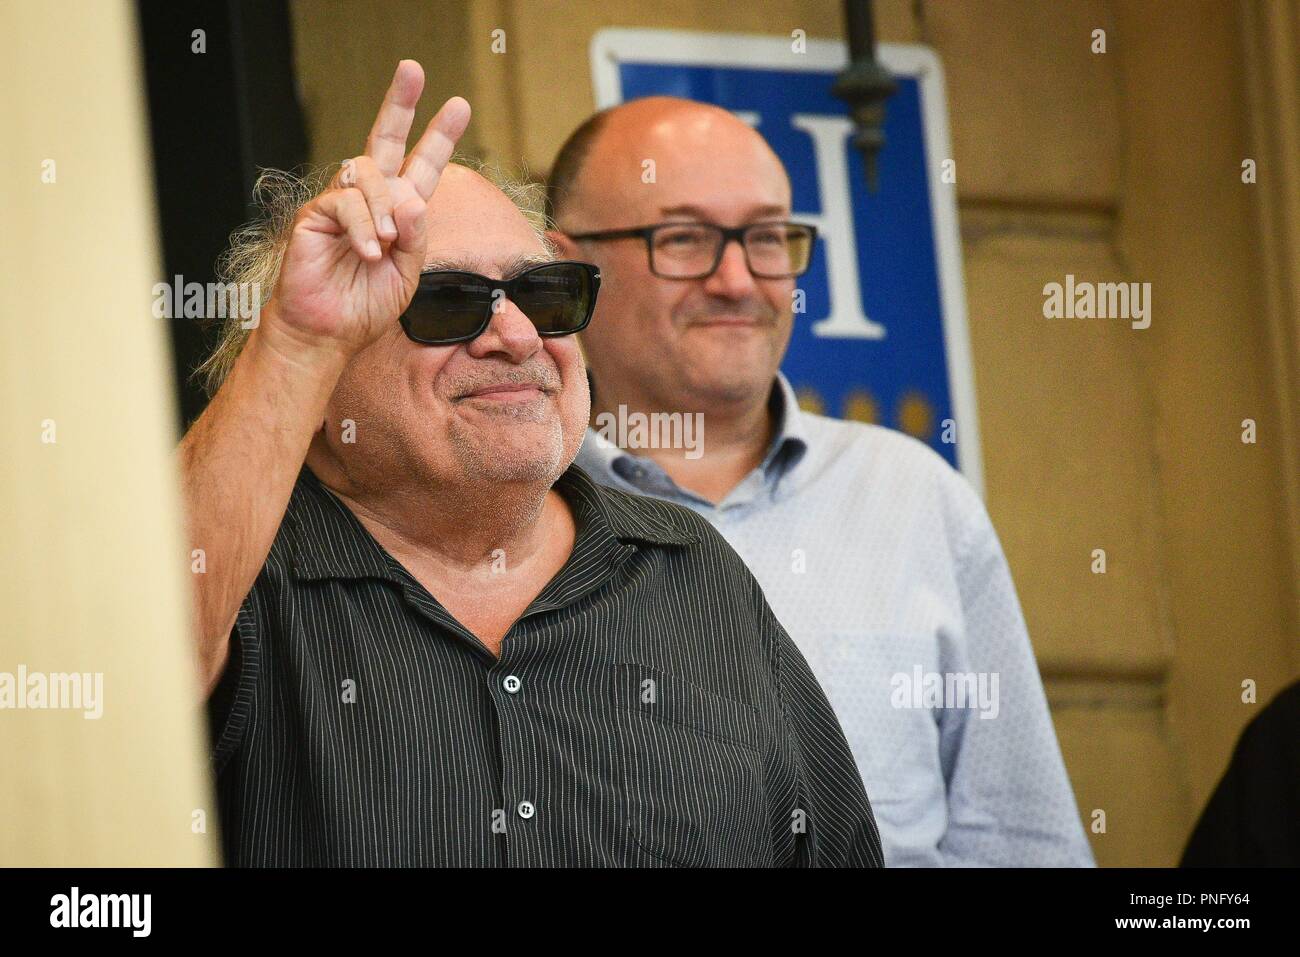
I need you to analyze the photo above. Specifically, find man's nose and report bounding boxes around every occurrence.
[702,238,759,299]
[465,296,543,362]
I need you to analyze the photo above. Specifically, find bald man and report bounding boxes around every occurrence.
[549,96,1095,867]
[185,65,882,867]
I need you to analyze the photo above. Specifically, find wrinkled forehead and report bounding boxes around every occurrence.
[422,164,551,277]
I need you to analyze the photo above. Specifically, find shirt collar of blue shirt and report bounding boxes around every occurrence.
[576,371,811,511]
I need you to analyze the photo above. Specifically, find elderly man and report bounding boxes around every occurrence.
[182,62,881,868]
[548,96,1094,866]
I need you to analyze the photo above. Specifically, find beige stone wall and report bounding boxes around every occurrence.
[290,0,1300,866]
[0,0,219,866]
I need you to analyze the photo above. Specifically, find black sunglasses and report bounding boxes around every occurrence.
[398,260,601,345]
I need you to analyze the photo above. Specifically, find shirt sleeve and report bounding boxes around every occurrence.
[936,477,1096,866]
[755,577,885,867]
[207,593,261,774]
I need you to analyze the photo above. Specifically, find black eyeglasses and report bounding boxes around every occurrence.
[568,221,817,280]
[398,260,601,345]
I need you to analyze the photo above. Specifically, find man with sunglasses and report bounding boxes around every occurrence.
[181,61,882,868]
[549,97,1094,867]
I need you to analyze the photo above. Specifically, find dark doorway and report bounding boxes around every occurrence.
[137,0,308,429]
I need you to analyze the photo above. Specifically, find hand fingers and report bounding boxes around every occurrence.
[364,60,425,177]
[388,196,428,279]
[340,155,397,241]
[315,188,382,263]
[400,96,471,200]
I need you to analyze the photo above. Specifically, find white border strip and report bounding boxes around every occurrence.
[589,28,984,496]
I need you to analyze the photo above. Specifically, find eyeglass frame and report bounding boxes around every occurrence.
[566,221,818,280]
[397,259,602,346]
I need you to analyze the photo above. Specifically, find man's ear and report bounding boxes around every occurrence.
[546,229,581,259]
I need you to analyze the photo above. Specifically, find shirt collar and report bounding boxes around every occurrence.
[762,371,810,478]
[578,370,810,492]
[286,468,397,582]
[285,462,696,584]
[557,463,700,547]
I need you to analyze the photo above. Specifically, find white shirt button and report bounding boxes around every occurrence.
[517,800,535,820]
[503,674,521,694]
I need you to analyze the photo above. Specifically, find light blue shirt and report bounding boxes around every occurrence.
[576,373,1095,866]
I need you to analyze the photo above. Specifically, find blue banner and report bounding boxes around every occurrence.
[592,31,981,486]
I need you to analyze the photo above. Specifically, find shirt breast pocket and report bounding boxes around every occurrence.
[609,662,772,867]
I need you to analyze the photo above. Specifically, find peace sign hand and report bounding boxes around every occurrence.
[268,60,470,353]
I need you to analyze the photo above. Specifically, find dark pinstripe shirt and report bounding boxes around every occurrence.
[208,464,883,867]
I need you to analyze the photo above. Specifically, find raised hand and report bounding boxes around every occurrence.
[269,60,470,352]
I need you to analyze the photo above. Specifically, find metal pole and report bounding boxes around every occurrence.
[832,0,897,191]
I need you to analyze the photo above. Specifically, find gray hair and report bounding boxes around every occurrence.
[192,156,552,397]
